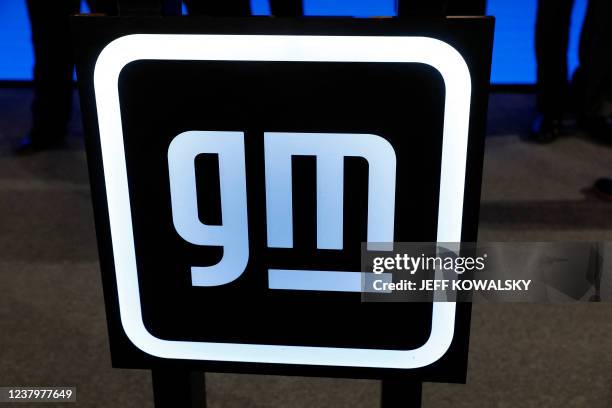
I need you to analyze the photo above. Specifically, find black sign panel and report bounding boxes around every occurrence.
[73,16,493,381]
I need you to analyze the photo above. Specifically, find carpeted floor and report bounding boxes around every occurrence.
[0,88,611,407]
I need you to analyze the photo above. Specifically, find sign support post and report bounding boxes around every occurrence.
[381,378,422,408]
[151,369,206,408]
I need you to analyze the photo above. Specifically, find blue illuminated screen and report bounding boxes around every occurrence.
[0,0,587,84]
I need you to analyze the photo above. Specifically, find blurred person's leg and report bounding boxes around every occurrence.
[183,0,251,16]
[582,1,612,201]
[531,0,574,143]
[270,0,303,17]
[17,0,81,154]
[572,0,612,143]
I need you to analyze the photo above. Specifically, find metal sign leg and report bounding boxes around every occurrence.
[152,369,206,408]
[381,379,422,408]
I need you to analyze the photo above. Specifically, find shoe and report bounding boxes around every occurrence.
[529,114,561,144]
[593,177,612,202]
[578,116,612,145]
[13,135,65,156]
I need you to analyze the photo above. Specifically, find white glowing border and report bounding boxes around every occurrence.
[93,34,472,369]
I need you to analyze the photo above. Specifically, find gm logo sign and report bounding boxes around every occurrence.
[93,34,472,370]
[168,131,395,290]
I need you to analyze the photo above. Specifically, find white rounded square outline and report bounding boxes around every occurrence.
[93,34,472,369]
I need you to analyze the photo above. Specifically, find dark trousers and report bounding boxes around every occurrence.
[573,0,612,117]
[536,0,612,119]
[26,0,116,141]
